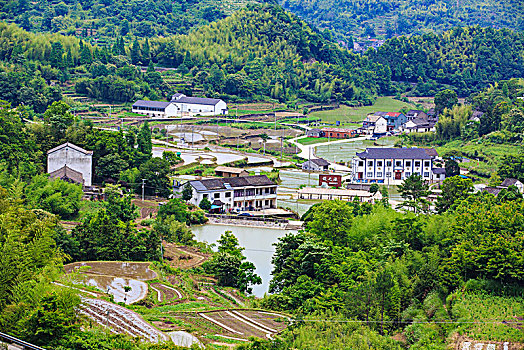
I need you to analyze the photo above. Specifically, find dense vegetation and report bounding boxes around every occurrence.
[367,27,524,97]
[0,0,259,39]
[281,0,524,41]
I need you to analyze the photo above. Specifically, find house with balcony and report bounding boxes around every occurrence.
[351,148,444,184]
[362,115,388,135]
[184,175,277,212]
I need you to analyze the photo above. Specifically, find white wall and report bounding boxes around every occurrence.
[375,117,388,134]
[48,146,92,186]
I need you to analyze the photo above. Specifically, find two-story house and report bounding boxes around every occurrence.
[362,115,388,135]
[185,175,278,212]
[351,148,445,184]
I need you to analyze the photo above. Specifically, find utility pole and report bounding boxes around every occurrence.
[141,179,146,201]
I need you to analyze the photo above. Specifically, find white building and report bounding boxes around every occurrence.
[47,142,93,186]
[362,115,388,135]
[185,175,277,211]
[298,187,382,204]
[402,118,436,133]
[351,148,445,185]
[132,93,227,118]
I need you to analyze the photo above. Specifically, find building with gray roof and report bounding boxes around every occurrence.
[351,147,444,185]
[132,93,228,118]
[184,175,277,212]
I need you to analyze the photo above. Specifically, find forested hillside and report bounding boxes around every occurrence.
[0,0,263,39]
[367,27,524,97]
[281,0,524,41]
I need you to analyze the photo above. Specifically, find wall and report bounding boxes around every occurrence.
[48,146,92,186]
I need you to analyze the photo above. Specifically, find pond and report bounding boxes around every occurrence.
[192,224,297,297]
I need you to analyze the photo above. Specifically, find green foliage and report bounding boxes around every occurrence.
[281,0,523,40]
[199,197,211,211]
[153,217,194,245]
[396,174,430,213]
[434,89,458,115]
[369,27,524,97]
[25,175,83,219]
[204,231,261,294]
[138,157,171,197]
[498,154,524,182]
[436,176,473,214]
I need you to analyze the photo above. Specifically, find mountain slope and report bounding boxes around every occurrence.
[0,0,259,38]
[281,0,524,41]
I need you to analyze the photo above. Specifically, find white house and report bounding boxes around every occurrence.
[402,118,436,133]
[351,148,444,185]
[298,187,382,204]
[47,142,93,186]
[362,115,388,135]
[185,175,277,212]
[501,178,524,194]
[132,93,228,118]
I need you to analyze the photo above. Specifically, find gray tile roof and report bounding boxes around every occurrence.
[483,186,503,196]
[132,100,171,109]
[49,165,84,184]
[309,158,330,166]
[189,175,275,192]
[175,96,223,106]
[432,168,446,174]
[356,148,437,160]
[501,178,521,187]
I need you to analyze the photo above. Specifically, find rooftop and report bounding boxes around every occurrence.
[47,142,93,155]
[49,165,84,184]
[174,96,223,106]
[322,127,355,132]
[214,166,248,174]
[356,147,438,160]
[132,100,171,109]
[307,158,330,166]
[501,178,522,187]
[189,175,276,191]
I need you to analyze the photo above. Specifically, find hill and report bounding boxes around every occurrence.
[0,0,261,40]
[280,0,524,43]
[366,26,524,97]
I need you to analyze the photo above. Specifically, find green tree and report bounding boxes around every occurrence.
[182,184,193,201]
[138,157,171,197]
[370,183,380,194]
[434,89,458,115]
[397,174,430,213]
[498,154,524,182]
[436,176,473,214]
[153,217,194,244]
[445,159,460,177]
[137,121,152,160]
[305,200,353,246]
[199,197,211,211]
[95,153,128,181]
[103,184,138,222]
[43,101,74,140]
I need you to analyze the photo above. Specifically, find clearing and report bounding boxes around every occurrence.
[309,97,415,124]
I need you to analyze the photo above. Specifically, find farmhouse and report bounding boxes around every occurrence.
[351,147,444,184]
[306,128,324,138]
[406,110,428,121]
[362,115,388,135]
[185,175,277,212]
[132,93,227,118]
[214,166,249,178]
[322,127,357,139]
[302,158,330,172]
[402,118,436,133]
[47,142,93,186]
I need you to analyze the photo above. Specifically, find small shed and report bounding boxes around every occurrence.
[302,158,330,172]
[214,166,249,178]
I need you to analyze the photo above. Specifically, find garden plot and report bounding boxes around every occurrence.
[65,261,157,280]
[198,309,288,340]
[81,298,168,343]
[83,275,148,304]
[151,283,183,302]
[163,244,209,269]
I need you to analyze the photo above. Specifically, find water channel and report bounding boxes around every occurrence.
[192,224,298,297]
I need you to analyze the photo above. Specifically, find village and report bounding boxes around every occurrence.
[51,93,523,225]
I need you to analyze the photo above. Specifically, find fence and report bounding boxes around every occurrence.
[205,213,289,224]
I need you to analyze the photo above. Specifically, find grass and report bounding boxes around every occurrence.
[309,97,415,124]
[296,137,332,145]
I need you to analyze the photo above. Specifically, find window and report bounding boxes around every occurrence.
[368,161,373,167]
[386,161,392,167]
[377,172,383,177]
[405,172,411,177]
[203,194,209,199]
[415,161,421,167]
[395,161,402,167]
[367,172,373,177]
[214,193,220,199]
[225,192,231,198]
[377,161,383,167]
[386,172,391,177]
[358,161,364,167]
[424,161,430,167]
[406,161,411,167]
[424,172,429,177]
